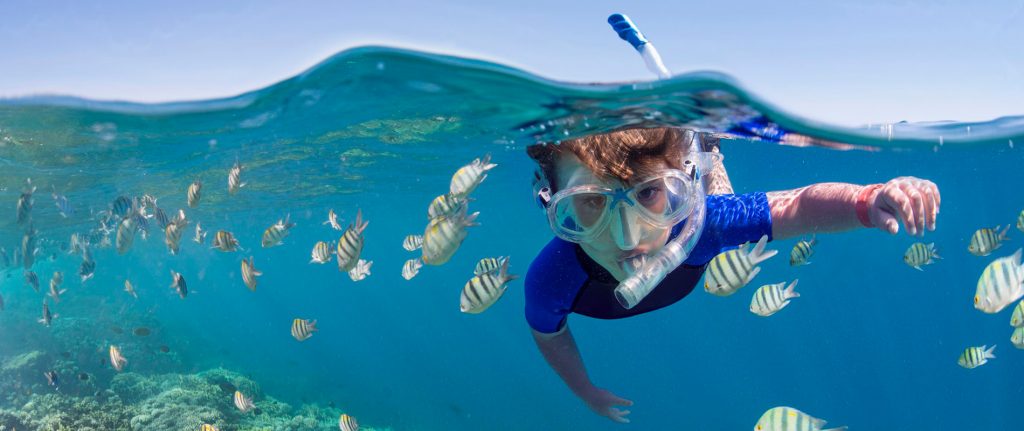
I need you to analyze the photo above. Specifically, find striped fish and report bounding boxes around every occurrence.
[310,241,333,264]
[170,270,188,299]
[968,225,1010,257]
[460,257,518,314]
[116,216,137,255]
[233,390,255,413]
[111,195,133,218]
[131,209,151,241]
[1018,209,1024,233]
[339,413,359,431]
[200,424,219,431]
[1011,300,1024,327]
[109,345,127,372]
[261,214,295,248]
[958,345,996,369]
[323,209,342,231]
[291,318,317,341]
[212,230,240,252]
[789,236,815,266]
[1013,327,1024,349]
[704,234,777,297]
[974,248,1024,313]
[153,207,170,229]
[474,256,507,276]
[25,270,40,293]
[124,280,138,299]
[428,193,468,220]
[449,154,496,198]
[754,406,846,431]
[348,259,372,282]
[422,212,480,266]
[165,222,184,255]
[402,258,423,280]
[228,160,246,195]
[52,192,73,218]
[750,280,800,317]
[402,234,423,252]
[241,256,262,291]
[15,182,35,225]
[187,180,202,208]
[336,209,369,272]
[904,242,940,271]
[38,300,56,326]
[78,252,95,283]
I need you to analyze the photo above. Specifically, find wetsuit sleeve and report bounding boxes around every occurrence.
[684,192,773,265]
[524,238,589,334]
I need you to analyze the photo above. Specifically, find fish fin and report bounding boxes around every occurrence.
[809,234,817,246]
[784,279,800,299]
[984,345,996,359]
[914,265,924,271]
[821,427,849,431]
[748,234,777,265]
[999,224,1011,241]
[744,266,762,285]
[463,211,481,227]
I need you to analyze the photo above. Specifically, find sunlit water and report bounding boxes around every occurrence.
[0,46,1023,430]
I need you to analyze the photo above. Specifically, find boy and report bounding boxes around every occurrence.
[525,127,939,423]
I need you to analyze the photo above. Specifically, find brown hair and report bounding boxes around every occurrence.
[527,127,688,192]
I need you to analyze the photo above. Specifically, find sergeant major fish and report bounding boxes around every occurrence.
[25,270,40,293]
[323,209,342,231]
[339,414,358,431]
[750,280,800,317]
[234,390,255,413]
[1012,327,1024,349]
[968,225,1010,257]
[15,180,35,225]
[450,154,496,198]
[310,241,332,264]
[422,212,479,266]
[261,215,295,248]
[212,230,240,252]
[187,180,202,208]
[958,345,996,369]
[348,259,372,282]
[240,256,262,291]
[193,222,207,244]
[974,248,1024,314]
[170,270,188,299]
[1011,300,1024,327]
[474,256,507,276]
[705,234,777,297]
[38,300,57,326]
[402,258,423,280]
[402,234,423,252]
[460,258,518,314]
[753,406,846,431]
[789,236,815,266]
[428,192,469,220]
[904,242,940,271]
[336,209,368,272]
[291,318,318,341]
[228,160,246,195]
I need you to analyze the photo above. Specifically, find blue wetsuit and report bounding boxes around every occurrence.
[524,192,773,334]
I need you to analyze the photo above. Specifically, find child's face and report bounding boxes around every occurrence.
[554,153,673,282]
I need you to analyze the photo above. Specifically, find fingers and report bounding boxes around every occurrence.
[607,408,631,424]
[611,395,634,407]
[898,182,926,236]
[881,185,914,235]
[874,206,900,235]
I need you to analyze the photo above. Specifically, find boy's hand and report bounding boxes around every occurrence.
[867,177,940,236]
[581,386,634,423]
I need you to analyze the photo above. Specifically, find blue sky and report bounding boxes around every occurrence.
[0,0,1021,125]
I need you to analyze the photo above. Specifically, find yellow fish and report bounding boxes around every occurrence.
[754,406,846,431]
[336,209,368,272]
[261,214,295,248]
[187,180,202,208]
[461,258,518,314]
[240,256,262,291]
[968,225,1010,257]
[705,235,777,297]
[449,154,496,198]
[310,241,333,264]
[1010,300,1024,327]
[228,160,246,195]
[291,318,317,341]
[339,413,359,431]
[200,425,219,431]
[789,236,815,266]
[974,248,1024,313]
[233,390,255,413]
[422,212,479,266]
[958,345,996,369]
[904,242,940,271]
[1012,327,1024,349]
[212,230,240,252]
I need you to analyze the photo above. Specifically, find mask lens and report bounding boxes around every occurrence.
[632,175,691,224]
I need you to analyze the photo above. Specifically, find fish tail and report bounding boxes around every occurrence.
[784,279,800,299]
[983,344,996,359]
[999,224,1011,241]
[463,211,481,227]
[928,243,941,259]
[747,234,777,265]
[354,209,369,233]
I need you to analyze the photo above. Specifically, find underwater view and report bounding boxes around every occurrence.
[1,40,1024,431]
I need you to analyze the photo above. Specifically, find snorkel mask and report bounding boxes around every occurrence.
[534,129,719,309]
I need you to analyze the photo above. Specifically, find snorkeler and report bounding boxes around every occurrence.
[524,127,940,423]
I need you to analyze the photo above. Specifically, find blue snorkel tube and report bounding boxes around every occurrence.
[606,14,712,309]
[607,13,672,79]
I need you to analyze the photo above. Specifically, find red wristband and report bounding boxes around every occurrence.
[855,184,883,228]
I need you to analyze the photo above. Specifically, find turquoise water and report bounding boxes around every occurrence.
[0,46,1023,430]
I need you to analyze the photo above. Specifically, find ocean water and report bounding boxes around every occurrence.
[0,46,1023,430]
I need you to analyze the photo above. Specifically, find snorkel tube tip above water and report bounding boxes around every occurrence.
[607,13,672,79]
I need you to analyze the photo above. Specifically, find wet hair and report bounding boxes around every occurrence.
[527,127,688,193]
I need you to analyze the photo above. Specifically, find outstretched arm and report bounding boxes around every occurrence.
[767,177,940,240]
[532,325,633,423]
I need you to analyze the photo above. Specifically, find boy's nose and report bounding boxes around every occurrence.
[610,205,641,250]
